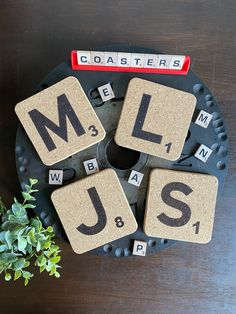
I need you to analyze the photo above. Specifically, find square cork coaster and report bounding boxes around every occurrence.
[144,169,218,244]
[15,76,105,166]
[115,78,196,161]
[51,169,138,254]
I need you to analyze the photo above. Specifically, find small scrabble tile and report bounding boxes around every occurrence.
[131,53,145,67]
[144,169,218,244]
[128,170,144,187]
[169,56,185,69]
[143,54,158,68]
[83,158,99,175]
[77,51,91,65]
[117,52,131,67]
[132,240,147,256]
[49,170,63,185]
[194,144,213,162]
[195,110,213,128]
[51,169,138,254]
[91,51,104,65]
[98,83,115,102]
[104,52,118,66]
[15,76,105,166]
[157,55,172,68]
[115,78,196,161]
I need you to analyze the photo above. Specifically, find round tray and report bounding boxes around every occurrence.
[15,45,228,257]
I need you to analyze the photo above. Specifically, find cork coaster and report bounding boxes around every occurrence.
[51,169,138,254]
[15,76,106,166]
[144,169,218,243]
[115,78,196,161]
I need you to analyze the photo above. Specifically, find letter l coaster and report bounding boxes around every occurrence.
[144,169,218,243]
[115,78,196,161]
[51,169,138,254]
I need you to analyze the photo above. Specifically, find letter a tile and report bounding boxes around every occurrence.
[115,78,196,161]
[15,76,105,166]
[51,169,138,254]
[144,169,218,243]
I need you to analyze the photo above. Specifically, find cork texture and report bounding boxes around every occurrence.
[51,169,138,254]
[115,78,196,161]
[144,169,218,243]
[15,76,106,166]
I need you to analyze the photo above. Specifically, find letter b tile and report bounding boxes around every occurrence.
[15,76,105,166]
[144,169,218,243]
[115,78,196,161]
[51,169,137,254]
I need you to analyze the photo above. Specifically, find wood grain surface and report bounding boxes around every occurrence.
[0,1,236,313]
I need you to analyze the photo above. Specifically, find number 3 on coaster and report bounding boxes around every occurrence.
[144,169,218,243]
[51,169,137,254]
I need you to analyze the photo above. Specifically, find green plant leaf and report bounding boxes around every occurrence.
[39,265,46,273]
[50,256,61,264]
[14,270,22,280]
[27,227,36,243]
[29,178,38,185]
[50,245,59,253]
[22,271,33,283]
[36,241,41,252]
[11,202,25,216]
[23,204,36,209]
[46,226,53,233]
[5,273,11,281]
[42,240,50,249]
[0,253,18,264]
[30,218,42,232]
[26,243,33,254]
[36,254,46,267]
[21,192,32,201]
[0,244,8,252]
[12,258,25,271]
[54,272,60,278]
[0,231,6,243]
[18,237,27,253]
[23,261,30,268]
[5,230,16,249]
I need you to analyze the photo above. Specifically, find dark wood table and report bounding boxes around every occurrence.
[0,1,236,313]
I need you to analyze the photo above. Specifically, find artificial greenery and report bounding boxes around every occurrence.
[0,179,61,285]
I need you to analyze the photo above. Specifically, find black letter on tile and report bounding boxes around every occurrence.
[77,187,107,235]
[158,182,192,227]
[28,94,85,151]
[132,93,163,144]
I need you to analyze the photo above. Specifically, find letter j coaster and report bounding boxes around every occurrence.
[144,169,218,243]
[15,76,105,166]
[51,169,138,254]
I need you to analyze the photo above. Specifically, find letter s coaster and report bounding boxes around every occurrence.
[51,169,138,254]
[144,169,218,244]
[115,78,196,161]
[15,76,106,166]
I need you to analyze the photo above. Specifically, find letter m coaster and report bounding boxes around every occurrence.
[115,78,196,161]
[144,169,218,243]
[15,76,105,166]
[51,169,138,254]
